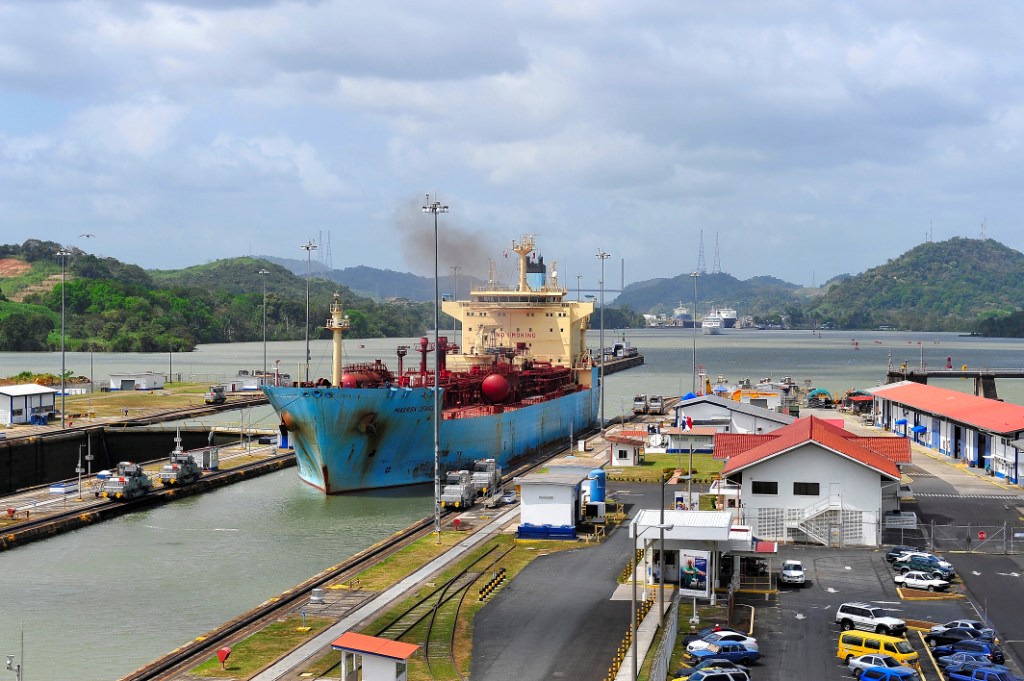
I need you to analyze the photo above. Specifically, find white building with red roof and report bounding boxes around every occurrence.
[721,416,902,547]
[868,381,1024,483]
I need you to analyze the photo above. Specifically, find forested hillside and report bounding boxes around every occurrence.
[0,241,434,352]
[803,238,1024,331]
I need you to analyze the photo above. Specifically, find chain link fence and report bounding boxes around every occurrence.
[649,592,681,681]
[883,521,1024,554]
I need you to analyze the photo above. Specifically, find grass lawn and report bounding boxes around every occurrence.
[189,615,333,678]
[301,533,582,681]
[605,452,723,484]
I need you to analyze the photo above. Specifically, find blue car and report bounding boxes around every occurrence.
[938,651,999,669]
[859,667,921,681]
[932,639,1005,664]
[687,641,759,666]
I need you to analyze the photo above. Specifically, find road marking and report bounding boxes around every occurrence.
[914,493,1019,499]
[995,572,1021,577]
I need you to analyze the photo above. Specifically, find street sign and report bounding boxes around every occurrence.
[978,530,987,541]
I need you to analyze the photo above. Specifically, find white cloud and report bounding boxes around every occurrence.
[0,0,1021,286]
[68,97,185,157]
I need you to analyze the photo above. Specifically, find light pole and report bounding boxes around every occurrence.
[423,195,449,543]
[631,521,674,681]
[57,247,71,428]
[575,274,582,302]
[449,265,461,333]
[5,653,21,681]
[259,268,270,386]
[690,271,700,393]
[596,249,610,434]
[301,241,317,384]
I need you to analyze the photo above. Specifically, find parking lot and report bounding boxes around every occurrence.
[735,545,997,681]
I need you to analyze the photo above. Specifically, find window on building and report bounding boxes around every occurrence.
[751,480,777,495]
[793,482,820,496]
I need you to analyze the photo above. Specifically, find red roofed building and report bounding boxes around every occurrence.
[331,631,419,681]
[721,416,901,547]
[870,381,1024,483]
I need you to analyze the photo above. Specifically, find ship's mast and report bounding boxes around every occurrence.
[512,235,535,292]
[326,292,350,387]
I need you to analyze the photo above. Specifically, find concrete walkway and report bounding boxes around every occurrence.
[252,505,521,680]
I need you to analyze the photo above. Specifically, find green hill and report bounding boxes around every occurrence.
[0,241,434,352]
[803,238,1024,331]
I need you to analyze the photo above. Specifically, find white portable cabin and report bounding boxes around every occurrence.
[514,467,590,527]
[606,432,645,466]
[108,371,165,391]
[0,384,57,425]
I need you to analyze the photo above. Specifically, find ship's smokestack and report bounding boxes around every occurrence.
[437,336,448,374]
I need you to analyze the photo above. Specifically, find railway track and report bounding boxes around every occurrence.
[118,429,598,681]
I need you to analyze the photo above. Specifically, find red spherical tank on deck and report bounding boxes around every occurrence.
[481,373,511,403]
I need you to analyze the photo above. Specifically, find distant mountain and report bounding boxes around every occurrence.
[262,255,482,301]
[803,237,1024,331]
[612,271,808,319]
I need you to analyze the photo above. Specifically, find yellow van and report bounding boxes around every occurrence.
[837,631,920,668]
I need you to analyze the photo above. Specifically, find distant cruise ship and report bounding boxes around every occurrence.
[717,307,738,328]
[702,311,723,335]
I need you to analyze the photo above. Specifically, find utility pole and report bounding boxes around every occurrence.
[596,249,610,434]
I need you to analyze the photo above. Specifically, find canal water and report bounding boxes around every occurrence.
[2,329,1024,679]
[0,471,432,681]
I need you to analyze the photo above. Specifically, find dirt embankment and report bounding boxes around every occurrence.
[1,258,68,302]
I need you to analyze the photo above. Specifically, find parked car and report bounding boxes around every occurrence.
[859,667,921,681]
[931,620,995,640]
[835,602,908,636]
[885,545,923,563]
[780,559,805,586]
[894,570,950,592]
[925,628,987,648]
[500,489,517,504]
[687,631,759,653]
[838,631,920,669]
[687,641,760,666]
[894,555,955,580]
[894,550,954,570]
[685,669,751,681]
[848,654,912,678]
[671,658,750,680]
[938,652,1000,670]
[932,640,1005,665]
[945,661,1012,677]
[947,665,1023,681]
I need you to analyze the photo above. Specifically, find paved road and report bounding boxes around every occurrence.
[471,483,660,681]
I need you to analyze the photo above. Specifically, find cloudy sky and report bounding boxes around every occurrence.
[1,1,1021,291]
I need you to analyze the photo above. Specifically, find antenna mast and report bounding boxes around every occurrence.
[696,230,706,274]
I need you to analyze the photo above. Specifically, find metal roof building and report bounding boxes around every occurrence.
[869,381,1024,483]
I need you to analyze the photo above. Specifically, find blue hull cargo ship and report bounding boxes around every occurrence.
[264,235,599,493]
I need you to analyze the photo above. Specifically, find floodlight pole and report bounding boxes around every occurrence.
[301,241,317,384]
[424,195,449,544]
[596,250,610,434]
[690,271,700,393]
[57,248,71,428]
[575,274,582,302]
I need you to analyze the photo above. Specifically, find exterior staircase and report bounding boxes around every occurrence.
[786,495,842,546]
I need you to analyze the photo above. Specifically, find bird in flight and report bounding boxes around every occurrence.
[80,233,95,238]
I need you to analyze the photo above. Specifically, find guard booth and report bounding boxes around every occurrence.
[331,631,419,681]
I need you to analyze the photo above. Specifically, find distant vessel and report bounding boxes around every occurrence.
[717,307,738,328]
[263,235,599,494]
[702,311,723,335]
[672,302,695,328]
